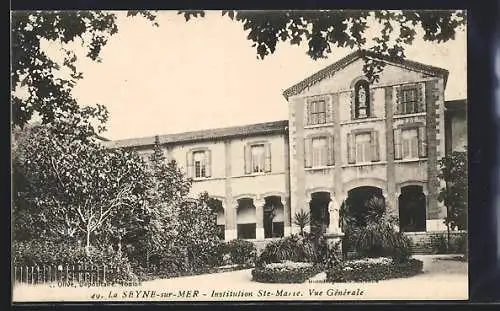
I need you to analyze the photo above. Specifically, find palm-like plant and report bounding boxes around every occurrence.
[293,210,310,235]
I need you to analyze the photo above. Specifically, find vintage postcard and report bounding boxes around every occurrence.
[11,10,468,302]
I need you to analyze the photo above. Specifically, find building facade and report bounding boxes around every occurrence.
[104,51,467,243]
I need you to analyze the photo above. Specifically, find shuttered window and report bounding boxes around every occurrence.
[308,100,326,125]
[193,151,207,178]
[355,133,372,163]
[245,143,272,174]
[312,137,327,167]
[396,84,425,115]
[188,149,211,179]
[305,135,335,168]
[402,129,419,159]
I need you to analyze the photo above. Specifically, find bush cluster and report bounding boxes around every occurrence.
[430,232,468,255]
[13,240,137,283]
[251,261,322,283]
[258,233,327,265]
[326,257,423,283]
[223,239,257,265]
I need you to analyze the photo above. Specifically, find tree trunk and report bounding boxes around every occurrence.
[85,228,91,256]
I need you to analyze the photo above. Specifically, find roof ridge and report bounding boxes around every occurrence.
[282,49,449,100]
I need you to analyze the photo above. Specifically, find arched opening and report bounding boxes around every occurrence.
[398,185,427,232]
[236,198,256,239]
[263,196,284,238]
[343,186,385,226]
[207,198,225,240]
[309,192,331,235]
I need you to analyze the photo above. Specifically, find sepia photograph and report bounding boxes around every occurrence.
[11,10,468,302]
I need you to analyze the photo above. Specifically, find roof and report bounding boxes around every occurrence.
[104,99,465,149]
[105,120,289,149]
[282,49,450,100]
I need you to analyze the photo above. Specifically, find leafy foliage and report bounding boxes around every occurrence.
[13,125,150,254]
[251,261,322,283]
[223,239,257,265]
[258,232,327,265]
[438,151,468,230]
[292,210,310,235]
[341,196,412,262]
[180,10,466,81]
[11,10,157,132]
[12,10,465,132]
[326,257,423,282]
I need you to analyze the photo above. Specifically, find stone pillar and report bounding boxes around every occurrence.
[254,198,265,241]
[283,196,292,236]
[224,139,236,241]
[385,86,397,218]
[224,200,237,241]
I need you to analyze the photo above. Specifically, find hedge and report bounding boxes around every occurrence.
[252,261,322,283]
[326,257,423,282]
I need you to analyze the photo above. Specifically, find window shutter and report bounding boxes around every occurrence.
[186,151,193,178]
[304,101,310,125]
[304,138,312,168]
[417,83,426,112]
[244,144,251,174]
[347,133,356,164]
[327,135,335,166]
[371,131,380,162]
[394,128,402,160]
[418,126,427,157]
[264,143,272,172]
[394,86,401,115]
[350,91,356,120]
[205,149,212,177]
[326,98,333,123]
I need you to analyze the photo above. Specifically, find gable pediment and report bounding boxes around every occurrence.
[283,50,448,100]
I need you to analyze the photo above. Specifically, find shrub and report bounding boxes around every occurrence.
[13,240,137,283]
[326,257,423,283]
[349,213,412,262]
[224,239,257,265]
[430,232,468,255]
[252,261,321,283]
[259,233,327,265]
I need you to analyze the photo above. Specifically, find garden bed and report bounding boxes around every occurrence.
[251,261,323,284]
[326,257,423,283]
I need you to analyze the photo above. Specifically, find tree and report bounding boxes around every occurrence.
[176,192,222,269]
[14,125,150,255]
[122,135,191,268]
[438,151,468,231]
[11,10,157,132]
[293,209,310,235]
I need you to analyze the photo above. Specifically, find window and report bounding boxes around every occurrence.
[251,144,265,173]
[245,143,271,174]
[193,151,206,178]
[354,80,371,119]
[355,133,372,163]
[402,88,417,114]
[308,100,326,125]
[312,137,328,167]
[402,129,419,159]
[397,85,425,115]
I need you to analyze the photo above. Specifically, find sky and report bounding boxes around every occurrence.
[41,11,467,141]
